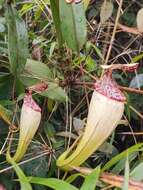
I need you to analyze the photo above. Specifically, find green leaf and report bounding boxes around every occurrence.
[28,177,78,190]
[6,4,29,76]
[5,155,32,190]
[130,162,143,181]
[85,56,97,72]
[122,156,129,190]
[111,152,137,174]
[22,59,52,83]
[0,72,11,83]
[20,3,34,15]
[0,103,13,126]
[80,166,100,190]
[19,76,40,87]
[102,143,143,172]
[50,0,63,46]
[21,151,48,178]
[41,83,67,102]
[44,121,56,139]
[88,42,104,60]
[132,52,143,62]
[59,0,87,52]
[0,72,13,99]
[0,0,4,6]
[66,173,85,184]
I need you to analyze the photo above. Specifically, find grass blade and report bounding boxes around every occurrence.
[102,143,143,172]
[80,166,100,190]
[28,177,79,190]
[122,155,129,190]
[6,154,32,190]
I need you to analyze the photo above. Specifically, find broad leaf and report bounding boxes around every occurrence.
[111,152,137,174]
[102,143,143,172]
[100,1,113,24]
[22,59,52,82]
[0,0,4,6]
[73,117,85,135]
[28,177,78,190]
[0,72,11,83]
[50,0,63,46]
[6,155,32,190]
[59,0,87,52]
[0,72,13,99]
[130,162,143,181]
[6,4,29,76]
[21,59,67,101]
[41,83,67,102]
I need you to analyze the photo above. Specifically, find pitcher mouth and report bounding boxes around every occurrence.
[94,74,126,102]
[24,94,41,112]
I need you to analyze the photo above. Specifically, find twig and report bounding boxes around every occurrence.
[71,166,143,190]
[119,86,143,95]
[104,0,123,65]
[73,81,143,96]
[118,23,142,36]
[0,151,51,174]
[101,172,143,190]
[129,105,143,120]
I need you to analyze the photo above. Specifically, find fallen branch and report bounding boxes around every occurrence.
[71,166,143,190]
[118,23,142,36]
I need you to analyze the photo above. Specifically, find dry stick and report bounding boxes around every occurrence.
[123,115,138,149]
[0,151,51,174]
[129,105,143,120]
[118,23,141,36]
[115,0,123,14]
[101,172,143,190]
[102,23,111,64]
[39,0,52,16]
[75,65,143,96]
[1,89,19,155]
[0,132,11,154]
[67,103,72,149]
[118,132,143,136]
[72,166,143,190]
[34,0,49,20]
[80,65,90,107]
[104,0,123,65]
[71,94,89,116]
[73,81,143,96]
[76,65,97,81]
[119,86,143,95]
[65,95,69,148]
[101,185,115,190]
